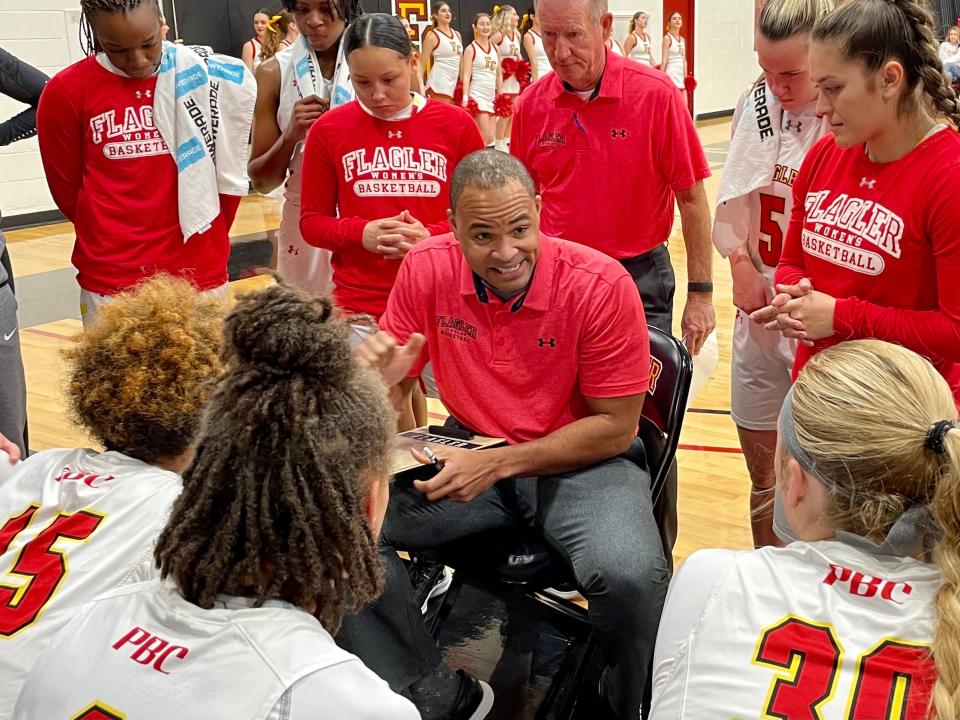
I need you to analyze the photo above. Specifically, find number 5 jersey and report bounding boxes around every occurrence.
[0,448,181,717]
[649,540,939,719]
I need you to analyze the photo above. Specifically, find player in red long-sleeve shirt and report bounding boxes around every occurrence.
[752,0,960,400]
[299,14,483,321]
[37,0,244,326]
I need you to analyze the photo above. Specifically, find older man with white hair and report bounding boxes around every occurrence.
[511,0,715,357]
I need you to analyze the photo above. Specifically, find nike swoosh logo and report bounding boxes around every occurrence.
[3,327,16,341]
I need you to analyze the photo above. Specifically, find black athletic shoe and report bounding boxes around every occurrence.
[445,670,494,720]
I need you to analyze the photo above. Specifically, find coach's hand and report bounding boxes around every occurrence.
[411,446,502,503]
[681,294,715,356]
[284,95,330,143]
[354,331,426,387]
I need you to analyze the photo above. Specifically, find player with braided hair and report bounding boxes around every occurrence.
[752,0,960,402]
[13,282,420,719]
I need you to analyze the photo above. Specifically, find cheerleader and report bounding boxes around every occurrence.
[713,0,834,548]
[461,13,498,145]
[241,8,271,71]
[662,12,686,89]
[522,4,553,81]
[420,1,462,103]
[606,35,625,55]
[491,4,521,151]
[396,15,425,92]
[624,10,657,67]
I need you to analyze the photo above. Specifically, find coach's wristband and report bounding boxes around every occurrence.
[687,282,714,293]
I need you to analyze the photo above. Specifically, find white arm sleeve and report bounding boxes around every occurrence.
[651,549,739,697]
[269,659,422,720]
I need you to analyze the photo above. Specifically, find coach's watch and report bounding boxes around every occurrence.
[687,282,714,293]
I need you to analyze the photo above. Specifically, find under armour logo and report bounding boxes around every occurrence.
[860,177,877,190]
[387,130,403,139]
[134,90,153,99]
[785,120,802,132]
[611,129,628,139]
[538,337,556,348]
[287,245,299,255]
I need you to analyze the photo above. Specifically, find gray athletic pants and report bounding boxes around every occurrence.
[0,245,26,457]
[336,439,669,720]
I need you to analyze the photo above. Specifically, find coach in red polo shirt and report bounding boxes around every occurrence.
[512,0,715,356]
[338,150,668,720]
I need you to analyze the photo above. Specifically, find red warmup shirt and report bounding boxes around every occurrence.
[776,130,960,398]
[510,49,710,259]
[300,99,484,318]
[37,56,238,296]
[380,232,651,444]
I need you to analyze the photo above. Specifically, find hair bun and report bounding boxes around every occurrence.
[224,284,354,385]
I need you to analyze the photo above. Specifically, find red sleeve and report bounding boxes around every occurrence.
[218,193,241,232]
[654,84,710,193]
[831,175,960,363]
[579,272,651,397]
[37,73,83,221]
[299,119,367,250]
[424,113,484,237]
[380,249,430,377]
[775,137,826,288]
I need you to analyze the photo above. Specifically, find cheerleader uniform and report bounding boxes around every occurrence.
[468,41,497,113]
[529,30,553,78]
[497,31,522,95]
[245,36,264,70]
[664,33,685,88]
[425,27,462,99]
[629,31,654,67]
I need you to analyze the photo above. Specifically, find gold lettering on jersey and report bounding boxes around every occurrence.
[771,163,798,187]
[342,147,449,198]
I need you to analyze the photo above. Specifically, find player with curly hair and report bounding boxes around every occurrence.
[14,283,420,719]
[0,276,223,717]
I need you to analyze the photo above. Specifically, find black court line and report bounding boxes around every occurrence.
[688,407,732,416]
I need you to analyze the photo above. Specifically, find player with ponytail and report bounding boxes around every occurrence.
[753,0,960,403]
[651,339,950,717]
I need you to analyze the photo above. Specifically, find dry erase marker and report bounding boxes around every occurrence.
[422,447,444,472]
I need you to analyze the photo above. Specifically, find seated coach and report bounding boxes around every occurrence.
[340,149,669,720]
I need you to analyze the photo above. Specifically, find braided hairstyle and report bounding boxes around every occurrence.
[154,283,396,634]
[811,0,960,127]
[79,0,160,56]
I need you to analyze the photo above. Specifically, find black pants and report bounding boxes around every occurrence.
[619,243,678,561]
[0,241,27,456]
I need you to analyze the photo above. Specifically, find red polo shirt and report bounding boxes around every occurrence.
[380,232,650,444]
[510,50,710,259]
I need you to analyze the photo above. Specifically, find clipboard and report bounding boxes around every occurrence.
[390,427,506,476]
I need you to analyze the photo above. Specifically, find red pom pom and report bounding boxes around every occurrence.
[465,97,480,117]
[517,60,532,90]
[501,57,518,80]
[453,80,464,104]
[494,93,514,117]
[684,74,697,92]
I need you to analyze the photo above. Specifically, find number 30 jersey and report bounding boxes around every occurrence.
[745,100,826,285]
[650,540,939,719]
[0,448,181,717]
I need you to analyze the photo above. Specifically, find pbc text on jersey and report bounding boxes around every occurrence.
[113,626,189,674]
[823,563,913,605]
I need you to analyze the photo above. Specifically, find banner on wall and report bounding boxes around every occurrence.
[393,0,432,46]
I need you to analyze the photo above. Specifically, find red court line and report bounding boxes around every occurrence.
[678,443,743,454]
[22,327,73,341]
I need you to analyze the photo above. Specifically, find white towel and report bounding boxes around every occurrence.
[153,42,256,241]
[712,80,781,258]
[288,33,355,109]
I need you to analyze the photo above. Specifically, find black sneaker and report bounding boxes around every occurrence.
[445,670,494,720]
[408,556,451,612]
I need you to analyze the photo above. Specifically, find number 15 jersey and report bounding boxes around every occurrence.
[0,448,181,718]
[650,541,939,719]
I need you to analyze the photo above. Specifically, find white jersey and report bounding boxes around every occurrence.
[608,38,625,57]
[468,41,497,113]
[742,97,825,284]
[528,31,553,79]
[0,449,181,718]
[14,580,420,720]
[247,37,264,70]
[663,33,685,88]
[275,45,334,296]
[651,541,939,719]
[497,31,522,94]
[426,27,462,97]
[628,31,654,66]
